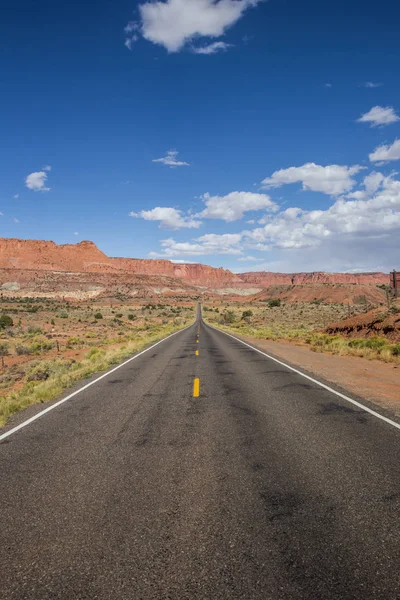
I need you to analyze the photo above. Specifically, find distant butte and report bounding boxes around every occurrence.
[0,237,390,303]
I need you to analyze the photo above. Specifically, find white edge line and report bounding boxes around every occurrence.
[0,323,194,442]
[206,323,400,432]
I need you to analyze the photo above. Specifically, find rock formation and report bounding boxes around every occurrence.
[0,237,391,301]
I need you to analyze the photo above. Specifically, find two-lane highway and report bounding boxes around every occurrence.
[1,311,400,598]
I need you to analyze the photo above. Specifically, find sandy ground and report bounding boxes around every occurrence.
[234,334,400,416]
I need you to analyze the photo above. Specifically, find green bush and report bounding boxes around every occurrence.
[348,337,387,350]
[0,342,9,356]
[28,339,53,354]
[128,314,136,321]
[223,310,236,324]
[27,326,43,336]
[242,310,253,319]
[388,343,400,356]
[26,306,40,313]
[0,315,14,329]
[57,310,68,319]
[268,299,281,308]
[94,312,103,320]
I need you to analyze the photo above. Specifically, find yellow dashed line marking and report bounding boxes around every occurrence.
[196,350,199,356]
[193,378,200,397]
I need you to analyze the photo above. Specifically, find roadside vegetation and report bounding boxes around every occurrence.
[0,298,194,426]
[204,300,400,365]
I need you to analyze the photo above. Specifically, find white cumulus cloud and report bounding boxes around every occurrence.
[247,174,400,249]
[148,173,400,271]
[237,255,264,262]
[369,139,400,163]
[357,106,400,127]
[199,191,277,221]
[151,232,244,256]
[130,207,201,229]
[25,171,51,192]
[363,171,385,195]
[152,149,190,167]
[136,0,262,53]
[192,41,232,54]
[261,163,363,196]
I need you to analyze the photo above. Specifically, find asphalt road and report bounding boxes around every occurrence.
[1,310,400,599]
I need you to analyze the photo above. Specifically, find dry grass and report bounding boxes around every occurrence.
[204,301,400,365]
[0,298,194,426]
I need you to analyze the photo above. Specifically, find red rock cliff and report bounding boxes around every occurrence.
[0,238,390,288]
[237,271,390,286]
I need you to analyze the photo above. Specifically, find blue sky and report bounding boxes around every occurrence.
[1,0,400,272]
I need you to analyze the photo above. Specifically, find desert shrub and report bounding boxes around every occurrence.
[268,299,281,308]
[116,313,123,318]
[28,339,53,354]
[0,343,9,356]
[348,337,387,350]
[27,363,52,382]
[85,331,97,339]
[51,319,55,325]
[85,347,104,359]
[364,337,388,350]
[94,312,103,320]
[15,344,32,356]
[0,315,13,329]
[58,310,69,319]
[388,343,400,357]
[242,310,253,319]
[128,314,136,321]
[27,325,43,335]
[223,310,236,324]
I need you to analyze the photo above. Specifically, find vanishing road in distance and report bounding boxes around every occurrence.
[1,305,400,599]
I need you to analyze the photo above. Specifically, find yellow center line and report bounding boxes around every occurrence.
[196,350,199,356]
[193,378,200,397]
